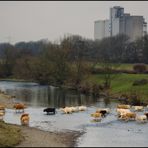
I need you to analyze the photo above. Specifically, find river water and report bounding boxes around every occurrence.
[0,81,148,147]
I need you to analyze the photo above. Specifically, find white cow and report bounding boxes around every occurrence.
[136,115,147,123]
[132,106,144,111]
[78,106,87,111]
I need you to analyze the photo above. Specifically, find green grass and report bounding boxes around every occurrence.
[94,63,148,71]
[87,73,148,103]
[115,64,134,70]
[0,121,23,147]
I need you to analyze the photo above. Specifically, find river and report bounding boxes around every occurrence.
[0,81,148,147]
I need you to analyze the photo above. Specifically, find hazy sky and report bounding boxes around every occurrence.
[0,1,148,44]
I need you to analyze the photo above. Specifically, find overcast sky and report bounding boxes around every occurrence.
[0,1,148,44]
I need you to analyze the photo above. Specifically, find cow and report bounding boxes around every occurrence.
[60,107,73,114]
[132,106,144,112]
[20,113,30,126]
[136,115,147,123]
[144,112,148,119]
[96,108,110,117]
[43,108,56,115]
[13,103,26,113]
[117,104,131,109]
[91,112,103,118]
[119,112,136,121]
[0,105,5,113]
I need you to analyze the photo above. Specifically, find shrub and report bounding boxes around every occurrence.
[91,83,100,97]
[118,94,129,104]
[79,82,91,94]
[128,93,143,106]
[133,79,148,86]
[133,63,147,73]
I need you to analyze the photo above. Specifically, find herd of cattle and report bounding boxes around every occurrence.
[0,103,148,126]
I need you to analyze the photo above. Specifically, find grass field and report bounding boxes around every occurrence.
[94,63,148,71]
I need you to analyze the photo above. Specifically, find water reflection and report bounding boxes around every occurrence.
[0,81,109,108]
[104,97,111,107]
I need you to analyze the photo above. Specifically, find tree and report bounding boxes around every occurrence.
[60,35,90,87]
[96,34,129,89]
[1,46,19,77]
[13,55,33,80]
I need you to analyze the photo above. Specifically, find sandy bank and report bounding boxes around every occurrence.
[14,124,82,147]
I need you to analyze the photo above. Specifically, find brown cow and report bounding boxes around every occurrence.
[13,103,26,113]
[0,104,5,113]
[91,112,102,118]
[20,113,30,126]
[0,112,5,120]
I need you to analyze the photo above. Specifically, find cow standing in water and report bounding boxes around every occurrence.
[13,103,26,113]
[43,108,56,115]
[20,113,30,126]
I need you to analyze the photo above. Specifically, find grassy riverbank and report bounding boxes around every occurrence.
[88,73,148,104]
[0,121,23,147]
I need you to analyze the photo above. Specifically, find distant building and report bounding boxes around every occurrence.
[94,20,110,40]
[94,6,147,41]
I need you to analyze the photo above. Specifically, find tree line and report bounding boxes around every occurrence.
[0,34,147,87]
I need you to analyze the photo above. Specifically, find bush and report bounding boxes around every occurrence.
[91,83,100,97]
[133,63,147,73]
[79,82,91,94]
[118,94,129,104]
[133,79,148,86]
[128,93,143,106]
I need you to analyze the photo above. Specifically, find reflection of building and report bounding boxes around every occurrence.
[94,6,147,41]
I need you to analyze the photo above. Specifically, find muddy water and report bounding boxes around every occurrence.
[1,81,148,147]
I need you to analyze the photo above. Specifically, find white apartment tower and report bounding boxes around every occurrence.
[94,6,147,41]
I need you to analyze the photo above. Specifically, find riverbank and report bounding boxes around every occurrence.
[15,126,83,147]
[0,121,83,147]
[88,73,148,104]
[0,94,84,147]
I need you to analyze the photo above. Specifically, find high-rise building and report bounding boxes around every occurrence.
[94,6,147,41]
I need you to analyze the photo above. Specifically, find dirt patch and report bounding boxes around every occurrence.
[14,125,83,147]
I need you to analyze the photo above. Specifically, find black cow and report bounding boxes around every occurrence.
[96,110,108,118]
[144,113,148,119]
[43,108,56,115]
[99,110,108,117]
